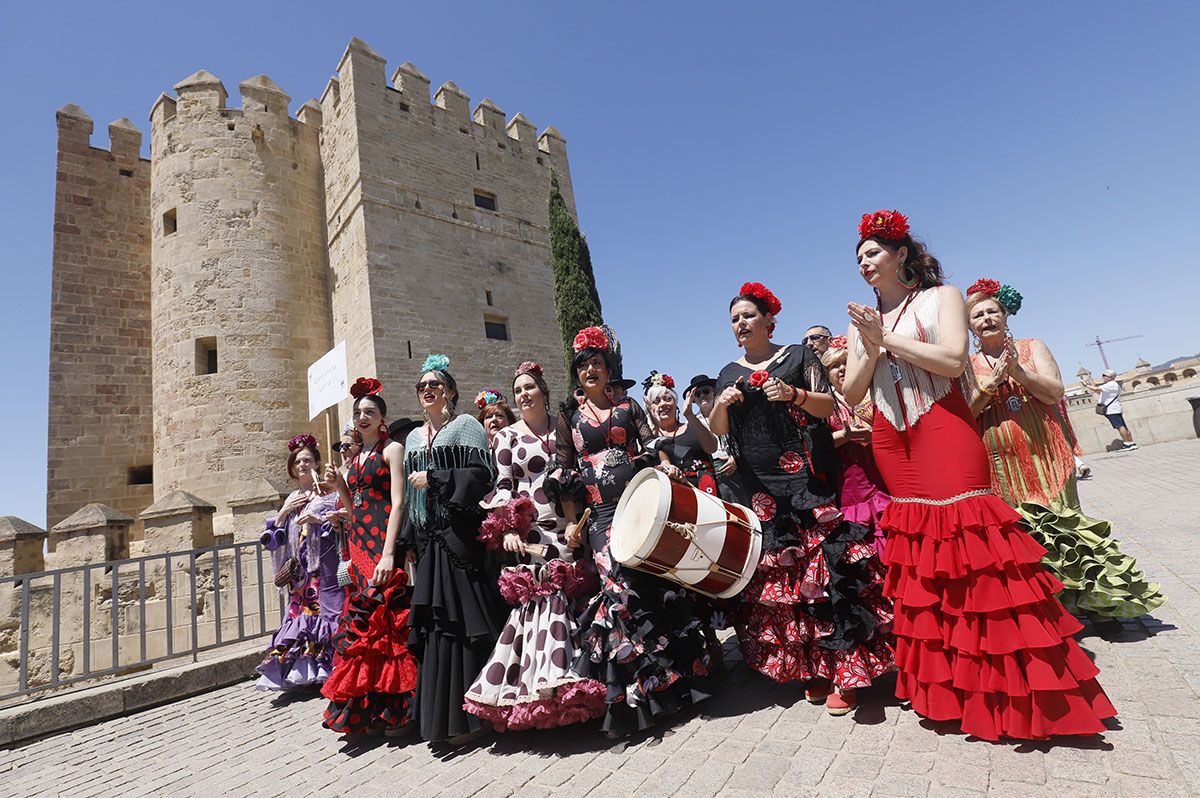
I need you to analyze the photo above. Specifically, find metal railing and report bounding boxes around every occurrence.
[0,540,284,705]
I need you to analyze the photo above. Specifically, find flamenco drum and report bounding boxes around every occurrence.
[610,469,762,599]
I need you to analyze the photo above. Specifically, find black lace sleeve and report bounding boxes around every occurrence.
[788,345,833,396]
[627,398,657,451]
[547,400,587,503]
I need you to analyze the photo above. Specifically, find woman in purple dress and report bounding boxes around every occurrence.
[256,435,344,691]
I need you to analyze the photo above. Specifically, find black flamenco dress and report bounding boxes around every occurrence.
[322,442,418,734]
[717,345,894,690]
[548,394,713,736]
[401,414,505,743]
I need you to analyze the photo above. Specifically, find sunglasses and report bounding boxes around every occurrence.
[334,442,354,453]
[415,380,444,392]
[803,334,830,343]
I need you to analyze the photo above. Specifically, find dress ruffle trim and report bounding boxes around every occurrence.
[739,518,894,688]
[320,574,418,732]
[573,569,712,735]
[1017,501,1166,619]
[497,560,594,606]
[841,490,892,558]
[464,679,606,732]
[882,493,1117,741]
[255,612,338,691]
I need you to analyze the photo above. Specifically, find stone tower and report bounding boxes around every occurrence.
[319,39,572,421]
[147,71,331,537]
[46,37,579,543]
[46,106,153,541]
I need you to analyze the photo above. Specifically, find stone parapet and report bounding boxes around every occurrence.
[49,504,133,566]
[0,517,47,576]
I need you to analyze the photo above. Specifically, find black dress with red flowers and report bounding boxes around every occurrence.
[716,344,894,689]
[549,394,713,736]
[321,441,418,734]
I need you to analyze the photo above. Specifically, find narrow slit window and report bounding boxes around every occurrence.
[485,290,494,306]
[163,208,178,236]
[473,191,497,212]
[195,336,218,375]
[119,168,134,178]
[484,317,509,341]
[475,153,481,170]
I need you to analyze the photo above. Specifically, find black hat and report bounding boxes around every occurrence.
[388,417,420,440]
[607,373,636,390]
[687,374,717,393]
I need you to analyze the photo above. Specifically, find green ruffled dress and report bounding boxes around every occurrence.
[972,342,1165,618]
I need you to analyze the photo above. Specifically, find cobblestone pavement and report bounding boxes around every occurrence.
[4,440,1199,797]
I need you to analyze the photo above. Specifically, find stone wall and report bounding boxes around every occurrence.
[149,72,332,538]
[322,39,572,422]
[1066,381,1200,453]
[46,107,153,540]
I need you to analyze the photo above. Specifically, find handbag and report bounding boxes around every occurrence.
[1094,398,1111,416]
[273,556,302,587]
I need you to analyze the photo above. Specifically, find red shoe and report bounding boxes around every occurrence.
[826,690,856,716]
[804,679,831,704]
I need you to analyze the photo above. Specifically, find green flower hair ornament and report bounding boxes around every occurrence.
[996,284,1023,316]
[421,353,450,373]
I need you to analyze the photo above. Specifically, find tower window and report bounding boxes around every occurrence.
[484,318,509,341]
[127,465,153,486]
[195,337,218,375]
[473,191,497,212]
[163,208,178,236]
[475,153,481,170]
[485,290,494,306]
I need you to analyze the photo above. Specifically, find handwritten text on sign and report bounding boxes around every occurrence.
[308,341,349,420]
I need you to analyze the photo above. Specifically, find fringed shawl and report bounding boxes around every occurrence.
[403,414,492,528]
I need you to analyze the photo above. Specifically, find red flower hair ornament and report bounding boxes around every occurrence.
[966,278,1001,298]
[287,434,318,452]
[350,377,383,399]
[738,282,782,316]
[858,209,910,242]
[514,361,543,380]
[828,335,848,350]
[572,326,609,353]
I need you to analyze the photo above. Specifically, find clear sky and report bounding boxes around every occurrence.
[2,2,1198,527]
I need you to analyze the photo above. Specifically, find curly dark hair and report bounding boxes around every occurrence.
[857,233,944,290]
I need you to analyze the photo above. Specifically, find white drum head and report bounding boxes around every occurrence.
[610,468,671,565]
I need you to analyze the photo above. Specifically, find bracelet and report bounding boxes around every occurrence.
[792,387,808,406]
[979,384,997,397]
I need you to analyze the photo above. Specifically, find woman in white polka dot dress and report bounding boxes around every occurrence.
[464,361,606,731]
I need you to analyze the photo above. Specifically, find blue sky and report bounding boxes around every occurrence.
[2,2,1198,526]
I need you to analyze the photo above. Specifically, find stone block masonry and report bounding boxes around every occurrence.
[43,36,579,562]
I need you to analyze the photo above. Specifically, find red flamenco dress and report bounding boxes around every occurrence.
[865,288,1116,740]
[321,441,418,734]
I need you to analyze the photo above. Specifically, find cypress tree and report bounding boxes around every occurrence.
[548,172,603,381]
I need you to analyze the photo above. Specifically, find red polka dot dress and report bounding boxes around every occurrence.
[321,441,418,734]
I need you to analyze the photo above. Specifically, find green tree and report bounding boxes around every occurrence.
[548,172,603,382]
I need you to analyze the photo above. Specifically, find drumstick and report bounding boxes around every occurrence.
[524,506,592,559]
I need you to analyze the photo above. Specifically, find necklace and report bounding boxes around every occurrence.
[580,396,614,445]
[877,288,919,425]
[425,418,448,462]
[525,417,553,455]
[351,441,384,509]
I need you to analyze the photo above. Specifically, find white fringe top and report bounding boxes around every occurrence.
[857,288,972,431]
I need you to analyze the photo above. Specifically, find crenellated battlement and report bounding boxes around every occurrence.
[56,104,147,163]
[149,69,318,134]
[328,37,570,165]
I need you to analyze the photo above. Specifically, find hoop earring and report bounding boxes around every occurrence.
[898,264,919,289]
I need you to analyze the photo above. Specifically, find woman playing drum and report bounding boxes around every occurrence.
[710,282,894,716]
[549,327,713,739]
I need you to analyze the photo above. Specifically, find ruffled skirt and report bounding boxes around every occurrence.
[321,573,418,734]
[409,531,505,743]
[841,488,892,560]
[739,516,894,689]
[256,600,339,691]
[463,560,605,731]
[1017,501,1166,619]
[884,495,1118,740]
[573,556,713,736]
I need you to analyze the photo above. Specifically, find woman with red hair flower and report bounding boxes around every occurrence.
[549,327,713,738]
[965,279,1164,619]
[709,283,894,716]
[464,361,605,732]
[842,210,1115,740]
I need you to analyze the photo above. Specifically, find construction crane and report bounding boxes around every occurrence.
[1085,334,1143,371]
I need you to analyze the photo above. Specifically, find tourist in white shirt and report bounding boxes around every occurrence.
[1086,369,1138,450]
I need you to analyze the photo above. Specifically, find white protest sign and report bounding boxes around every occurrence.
[308,341,349,420]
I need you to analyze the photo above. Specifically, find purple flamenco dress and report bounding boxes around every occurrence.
[256,489,344,691]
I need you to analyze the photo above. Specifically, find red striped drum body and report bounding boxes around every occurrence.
[610,468,763,599]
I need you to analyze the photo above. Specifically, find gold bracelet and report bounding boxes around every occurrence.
[980,384,997,397]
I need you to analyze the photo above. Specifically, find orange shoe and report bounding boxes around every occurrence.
[826,689,857,716]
